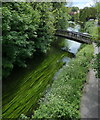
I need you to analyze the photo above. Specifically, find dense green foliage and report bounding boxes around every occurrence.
[71,7,79,12]
[32,3,55,53]
[93,53,100,78]
[79,7,97,23]
[3,3,40,77]
[83,2,100,78]
[79,2,99,40]
[95,2,100,24]
[69,6,97,24]
[52,3,70,29]
[69,7,79,22]
[2,2,70,78]
[84,20,100,78]
[85,23,100,78]
[84,20,98,38]
[33,45,93,119]
[92,2,100,78]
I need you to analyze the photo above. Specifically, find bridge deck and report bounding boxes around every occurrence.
[55,30,92,44]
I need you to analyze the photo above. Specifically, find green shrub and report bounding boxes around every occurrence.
[2,2,70,78]
[2,3,40,78]
[33,45,94,119]
[93,53,100,78]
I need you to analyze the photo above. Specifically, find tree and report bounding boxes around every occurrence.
[71,7,79,12]
[32,3,55,53]
[2,2,40,78]
[2,2,71,78]
[79,7,97,23]
[69,7,79,22]
[52,2,70,29]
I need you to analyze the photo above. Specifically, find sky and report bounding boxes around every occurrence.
[67,0,98,9]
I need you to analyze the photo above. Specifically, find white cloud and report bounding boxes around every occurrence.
[67,0,93,3]
[67,0,96,8]
[83,1,94,7]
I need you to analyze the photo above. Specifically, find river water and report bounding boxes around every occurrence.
[3,24,81,118]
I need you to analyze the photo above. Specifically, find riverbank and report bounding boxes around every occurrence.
[3,37,74,118]
[2,23,81,118]
[80,43,99,118]
[33,44,94,119]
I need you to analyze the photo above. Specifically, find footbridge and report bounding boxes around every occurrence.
[55,30,92,44]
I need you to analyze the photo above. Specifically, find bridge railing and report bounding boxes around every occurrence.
[56,29,92,44]
[56,29,92,37]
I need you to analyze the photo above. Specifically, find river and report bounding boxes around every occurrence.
[3,24,81,118]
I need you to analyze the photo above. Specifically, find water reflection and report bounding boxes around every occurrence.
[67,24,81,54]
[62,24,81,60]
[62,57,70,64]
[54,24,81,81]
[68,40,81,54]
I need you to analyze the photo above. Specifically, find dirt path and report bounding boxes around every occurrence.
[80,43,99,118]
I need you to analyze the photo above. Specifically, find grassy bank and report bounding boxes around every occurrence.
[33,45,94,119]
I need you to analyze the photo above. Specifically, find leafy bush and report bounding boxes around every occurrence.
[52,2,70,29]
[33,3,55,53]
[33,45,94,119]
[93,53,100,78]
[2,3,40,78]
[83,19,99,79]
[79,7,97,23]
[2,2,70,78]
